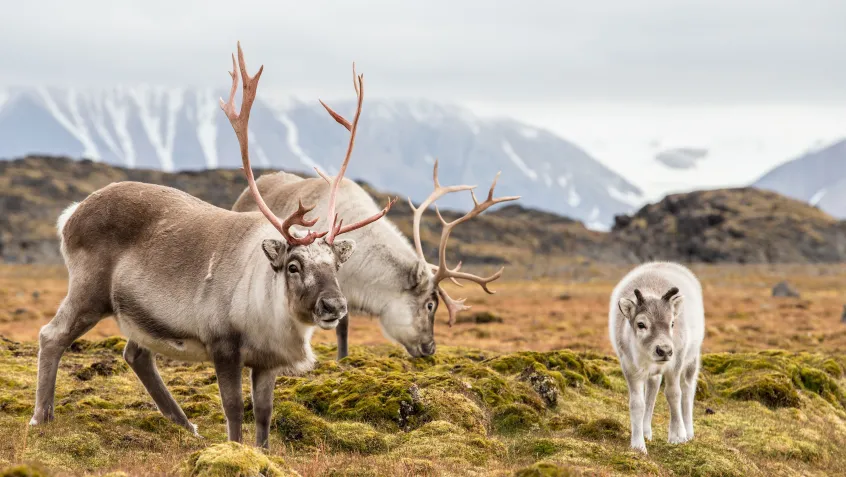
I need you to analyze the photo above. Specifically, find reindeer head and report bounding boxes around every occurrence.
[387,161,520,357]
[220,43,395,330]
[618,287,684,363]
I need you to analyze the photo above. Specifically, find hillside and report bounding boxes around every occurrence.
[753,139,846,219]
[0,155,625,268]
[3,156,846,267]
[612,188,846,263]
[0,87,643,226]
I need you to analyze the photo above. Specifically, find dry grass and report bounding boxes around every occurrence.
[3,263,845,355]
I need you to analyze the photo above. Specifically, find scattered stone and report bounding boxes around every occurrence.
[558,293,572,301]
[772,281,800,298]
[13,308,26,316]
[841,305,846,324]
[32,291,40,300]
[705,408,715,415]
[519,366,559,407]
[73,357,127,381]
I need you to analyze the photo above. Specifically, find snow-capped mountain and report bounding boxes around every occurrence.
[752,139,846,219]
[0,86,643,228]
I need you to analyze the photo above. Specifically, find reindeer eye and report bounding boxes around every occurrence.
[637,322,646,330]
[287,263,299,274]
[426,302,435,312]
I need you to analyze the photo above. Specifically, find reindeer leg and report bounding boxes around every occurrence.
[211,341,244,443]
[123,340,197,435]
[335,313,349,360]
[250,367,276,449]
[31,298,103,425]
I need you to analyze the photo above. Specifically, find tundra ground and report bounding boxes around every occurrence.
[1,263,845,476]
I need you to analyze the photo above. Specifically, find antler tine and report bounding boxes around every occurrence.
[220,42,324,247]
[279,200,328,246]
[312,63,394,243]
[408,159,476,262]
[426,171,520,326]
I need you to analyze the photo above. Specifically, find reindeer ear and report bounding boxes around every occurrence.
[406,260,430,291]
[261,239,288,271]
[669,294,684,316]
[618,297,638,320]
[332,238,356,265]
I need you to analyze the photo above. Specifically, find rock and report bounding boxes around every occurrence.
[841,305,846,323]
[705,408,716,415]
[32,291,40,300]
[772,281,800,298]
[557,293,572,301]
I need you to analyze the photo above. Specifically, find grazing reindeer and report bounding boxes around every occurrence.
[609,261,705,454]
[233,136,519,358]
[29,43,393,449]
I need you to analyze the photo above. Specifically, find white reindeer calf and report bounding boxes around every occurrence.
[608,261,705,454]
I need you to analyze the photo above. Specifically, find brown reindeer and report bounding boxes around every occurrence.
[29,43,393,449]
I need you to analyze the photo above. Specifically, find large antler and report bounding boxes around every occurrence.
[409,161,520,325]
[314,63,397,245]
[220,42,326,246]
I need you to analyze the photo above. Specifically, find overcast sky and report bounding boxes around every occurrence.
[1,0,844,192]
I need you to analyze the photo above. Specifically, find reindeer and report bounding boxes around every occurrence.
[609,261,705,454]
[29,43,393,449]
[233,100,520,358]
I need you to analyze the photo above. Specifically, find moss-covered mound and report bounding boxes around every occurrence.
[1,337,845,476]
[179,442,300,476]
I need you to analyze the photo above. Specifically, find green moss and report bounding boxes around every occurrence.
[273,401,330,448]
[513,462,582,477]
[283,368,423,430]
[0,465,49,477]
[702,352,846,409]
[389,421,505,467]
[492,403,541,434]
[574,418,626,441]
[327,422,388,454]
[486,351,610,389]
[419,388,488,435]
[179,442,299,477]
[728,372,801,408]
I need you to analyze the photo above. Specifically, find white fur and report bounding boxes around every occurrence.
[608,261,705,454]
[56,202,80,259]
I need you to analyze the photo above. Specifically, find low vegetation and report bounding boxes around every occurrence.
[1,335,845,476]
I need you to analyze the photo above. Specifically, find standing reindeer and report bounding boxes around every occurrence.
[609,261,705,454]
[29,43,393,449]
[233,104,520,358]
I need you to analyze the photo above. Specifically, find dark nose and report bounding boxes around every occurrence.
[316,296,347,319]
[655,345,673,358]
[421,341,436,356]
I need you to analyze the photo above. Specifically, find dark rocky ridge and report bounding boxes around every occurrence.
[3,155,846,266]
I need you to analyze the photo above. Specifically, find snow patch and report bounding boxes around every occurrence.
[542,173,553,187]
[195,88,219,169]
[372,102,395,120]
[810,188,828,206]
[607,185,643,207]
[103,88,136,167]
[275,112,321,170]
[37,87,101,160]
[128,86,183,171]
[88,92,125,165]
[423,154,435,165]
[557,175,570,188]
[501,140,538,180]
[248,128,271,168]
[567,187,581,207]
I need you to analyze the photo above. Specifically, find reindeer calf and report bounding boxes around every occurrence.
[608,261,705,454]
